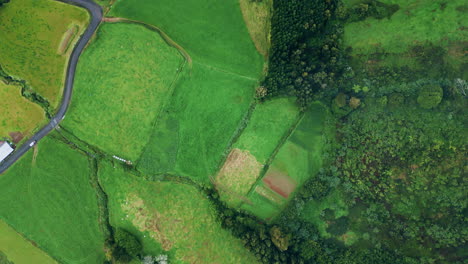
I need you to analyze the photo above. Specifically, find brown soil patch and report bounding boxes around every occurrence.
[262,170,296,198]
[215,148,263,205]
[447,41,468,60]
[9,131,23,144]
[58,25,78,55]
[121,195,173,250]
[239,0,271,57]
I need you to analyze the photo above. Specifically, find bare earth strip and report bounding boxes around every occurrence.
[215,148,263,206]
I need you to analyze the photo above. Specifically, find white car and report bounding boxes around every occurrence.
[29,141,36,147]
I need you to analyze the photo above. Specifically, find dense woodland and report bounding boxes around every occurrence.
[227,0,467,263]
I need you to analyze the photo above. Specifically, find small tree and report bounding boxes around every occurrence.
[112,228,143,262]
[417,84,443,109]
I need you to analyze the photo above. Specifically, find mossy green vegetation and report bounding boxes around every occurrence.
[98,161,259,264]
[0,220,56,264]
[0,136,105,263]
[109,0,264,77]
[63,23,183,161]
[0,0,89,108]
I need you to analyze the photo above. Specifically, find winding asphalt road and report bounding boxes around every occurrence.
[0,0,102,174]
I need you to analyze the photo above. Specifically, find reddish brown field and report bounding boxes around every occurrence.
[262,170,296,198]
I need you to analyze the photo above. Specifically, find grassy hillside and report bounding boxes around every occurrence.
[0,220,56,264]
[99,162,259,264]
[0,0,89,108]
[0,81,46,142]
[63,23,183,161]
[0,136,105,264]
[109,0,264,77]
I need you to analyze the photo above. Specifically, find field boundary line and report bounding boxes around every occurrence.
[243,110,305,199]
[193,60,258,81]
[0,64,52,118]
[135,56,187,168]
[102,17,192,70]
[214,99,258,177]
[0,220,60,264]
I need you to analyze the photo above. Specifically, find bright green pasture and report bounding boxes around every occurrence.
[109,0,264,77]
[63,23,182,161]
[0,81,46,140]
[0,137,105,264]
[0,0,89,108]
[233,98,300,164]
[98,161,259,264]
[137,64,256,184]
[344,0,467,55]
[0,220,56,264]
[241,102,328,220]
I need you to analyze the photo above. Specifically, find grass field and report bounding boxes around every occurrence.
[344,0,467,76]
[137,64,257,184]
[0,81,46,142]
[63,23,183,161]
[109,0,264,77]
[241,102,328,220]
[234,98,300,164]
[0,136,105,264]
[214,98,300,206]
[98,162,259,264]
[344,0,467,54]
[0,220,56,264]
[0,0,89,108]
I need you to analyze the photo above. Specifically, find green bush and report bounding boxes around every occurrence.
[417,84,443,109]
[113,228,142,258]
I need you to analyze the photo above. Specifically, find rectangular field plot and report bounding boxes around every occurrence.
[0,136,105,263]
[0,81,46,143]
[63,23,183,161]
[0,220,56,264]
[109,0,264,77]
[98,162,259,263]
[214,98,300,206]
[137,63,256,184]
[0,0,89,108]
[241,102,328,220]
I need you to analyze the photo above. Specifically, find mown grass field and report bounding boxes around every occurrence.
[0,81,46,141]
[137,64,257,184]
[0,0,89,108]
[241,103,328,220]
[109,0,264,77]
[98,162,259,264]
[0,220,56,264]
[63,23,183,161]
[0,136,105,264]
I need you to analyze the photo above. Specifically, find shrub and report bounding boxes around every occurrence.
[417,84,443,109]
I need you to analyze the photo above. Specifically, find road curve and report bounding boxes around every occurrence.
[0,0,102,174]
